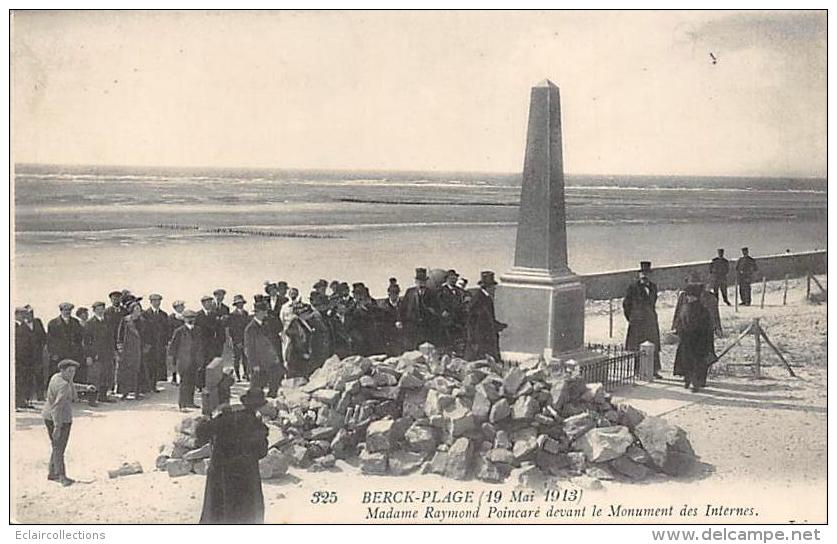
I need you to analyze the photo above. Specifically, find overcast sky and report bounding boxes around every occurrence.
[12,10,826,177]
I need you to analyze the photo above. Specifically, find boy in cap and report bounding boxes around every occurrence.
[42,359,95,486]
[623,261,662,378]
[227,295,250,381]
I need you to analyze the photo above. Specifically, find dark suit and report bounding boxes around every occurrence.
[244,319,283,396]
[438,283,467,352]
[196,308,223,387]
[735,255,759,305]
[168,324,204,408]
[47,316,85,378]
[377,297,405,357]
[464,289,505,361]
[15,322,34,407]
[84,316,115,401]
[401,286,442,349]
[708,256,731,304]
[143,308,170,383]
[28,318,48,400]
[623,280,661,372]
[227,309,250,379]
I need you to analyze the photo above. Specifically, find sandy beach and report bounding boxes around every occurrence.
[11,276,826,524]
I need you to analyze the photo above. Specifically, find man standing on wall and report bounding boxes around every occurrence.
[623,261,662,379]
[736,247,759,306]
[708,248,731,306]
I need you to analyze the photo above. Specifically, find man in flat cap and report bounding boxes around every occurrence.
[227,295,250,382]
[708,248,731,306]
[735,247,759,306]
[143,294,169,390]
[47,303,85,380]
[401,268,443,350]
[464,271,507,361]
[42,359,95,486]
[623,261,662,378]
[84,301,117,403]
[245,299,283,398]
[168,310,203,410]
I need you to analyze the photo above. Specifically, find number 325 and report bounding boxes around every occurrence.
[311,491,338,504]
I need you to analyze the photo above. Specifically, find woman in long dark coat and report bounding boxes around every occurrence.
[672,283,716,392]
[197,388,269,524]
[116,302,144,400]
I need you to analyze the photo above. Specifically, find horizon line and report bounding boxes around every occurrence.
[11,161,828,181]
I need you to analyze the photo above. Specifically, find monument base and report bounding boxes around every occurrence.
[495,266,588,361]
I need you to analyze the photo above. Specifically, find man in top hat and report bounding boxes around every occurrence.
[438,269,467,353]
[227,295,250,381]
[401,268,443,350]
[245,298,283,398]
[464,271,507,361]
[143,294,170,388]
[168,309,203,410]
[84,301,117,403]
[42,359,95,486]
[22,305,48,401]
[197,388,269,524]
[623,261,662,378]
[735,247,759,306]
[377,279,405,357]
[167,300,187,384]
[708,248,731,306]
[47,303,86,380]
[15,307,36,409]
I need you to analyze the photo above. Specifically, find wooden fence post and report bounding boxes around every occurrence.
[753,318,761,378]
[760,276,767,309]
[608,299,613,338]
[734,274,739,312]
[806,272,811,301]
[783,274,789,306]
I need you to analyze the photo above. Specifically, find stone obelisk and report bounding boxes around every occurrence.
[495,79,587,361]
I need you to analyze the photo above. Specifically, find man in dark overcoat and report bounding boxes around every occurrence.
[85,301,116,402]
[464,271,507,361]
[167,309,203,410]
[24,305,48,401]
[377,278,405,357]
[227,295,250,381]
[401,268,443,349]
[196,295,223,387]
[438,269,467,353]
[143,294,170,386]
[735,247,759,306]
[708,248,731,306]
[623,261,662,378]
[47,303,86,379]
[672,283,716,391]
[245,299,283,398]
[15,307,35,409]
[197,388,269,524]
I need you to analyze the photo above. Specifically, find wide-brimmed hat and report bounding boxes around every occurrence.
[264,282,278,294]
[415,268,428,281]
[232,294,246,305]
[58,359,81,370]
[240,388,267,408]
[108,290,123,299]
[478,271,497,287]
[200,295,213,303]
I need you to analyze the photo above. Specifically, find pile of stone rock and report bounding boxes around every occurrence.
[257,345,698,485]
[156,416,212,477]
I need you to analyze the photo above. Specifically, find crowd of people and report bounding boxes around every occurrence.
[14,267,507,412]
